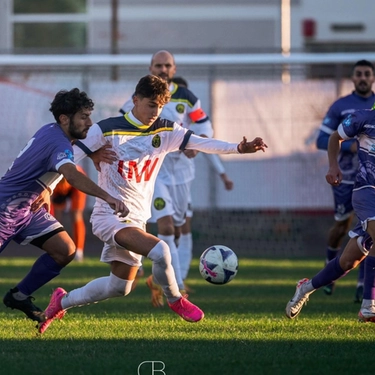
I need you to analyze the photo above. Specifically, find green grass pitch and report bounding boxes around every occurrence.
[0,257,372,375]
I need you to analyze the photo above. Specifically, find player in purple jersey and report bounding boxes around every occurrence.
[286,107,375,322]
[38,75,267,334]
[316,60,375,300]
[0,88,128,324]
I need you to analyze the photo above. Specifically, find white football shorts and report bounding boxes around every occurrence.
[90,210,144,267]
[149,180,191,226]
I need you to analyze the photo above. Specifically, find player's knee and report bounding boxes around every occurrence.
[339,238,365,271]
[107,273,133,297]
[161,227,175,236]
[147,240,171,266]
[339,257,356,271]
[157,217,175,236]
[53,244,76,266]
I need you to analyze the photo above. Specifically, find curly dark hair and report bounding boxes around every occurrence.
[135,75,171,105]
[49,88,94,123]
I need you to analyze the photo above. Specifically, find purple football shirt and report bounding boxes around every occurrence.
[0,123,75,243]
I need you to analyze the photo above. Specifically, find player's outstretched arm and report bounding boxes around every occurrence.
[237,136,268,154]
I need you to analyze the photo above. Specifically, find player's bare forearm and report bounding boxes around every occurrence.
[220,173,234,190]
[59,164,129,217]
[327,132,342,169]
[326,131,343,186]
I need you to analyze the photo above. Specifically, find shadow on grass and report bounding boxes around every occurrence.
[0,337,372,375]
[0,257,363,317]
[0,257,370,375]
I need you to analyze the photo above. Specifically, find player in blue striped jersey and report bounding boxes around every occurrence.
[316,60,375,300]
[286,108,375,322]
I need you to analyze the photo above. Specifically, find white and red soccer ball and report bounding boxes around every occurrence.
[199,245,238,285]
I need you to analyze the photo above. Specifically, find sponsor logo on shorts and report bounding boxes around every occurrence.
[152,135,161,148]
[44,212,55,221]
[154,198,166,210]
[176,104,185,114]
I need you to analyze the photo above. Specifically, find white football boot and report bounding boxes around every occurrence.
[358,299,375,323]
[285,278,314,319]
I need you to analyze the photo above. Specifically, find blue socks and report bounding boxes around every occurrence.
[312,257,347,289]
[16,253,64,296]
[326,247,340,263]
[357,260,365,286]
[363,255,375,300]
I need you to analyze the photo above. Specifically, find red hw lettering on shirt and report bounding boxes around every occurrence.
[117,159,159,182]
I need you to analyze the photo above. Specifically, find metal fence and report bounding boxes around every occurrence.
[1,52,373,256]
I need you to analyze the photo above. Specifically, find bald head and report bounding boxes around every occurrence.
[149,50,176,83]
[151,50,175,64]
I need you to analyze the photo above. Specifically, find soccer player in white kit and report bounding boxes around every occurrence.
[39,75,267,333]
[120,51,233,306]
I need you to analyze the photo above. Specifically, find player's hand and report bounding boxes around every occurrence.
[220,173,234,190]
[89,144,118,172]
[350,141,358,153]
[237,136,268,154]
[106,196,129,218]
[183,149,199,158]
[31,188,51,213]
[326,166,342,186]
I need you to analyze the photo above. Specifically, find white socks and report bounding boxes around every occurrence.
[60,239,182,309]
[61,273,132,309]
[177,233,193,281]
[147,240,181,302]
[158,234,184,290]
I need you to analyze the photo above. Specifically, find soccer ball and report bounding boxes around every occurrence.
[199,245,238,285]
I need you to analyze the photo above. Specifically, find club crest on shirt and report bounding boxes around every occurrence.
[152,135,161,148]
[343,115,352,127]
[57,149,74,161]
[176,104,185,114]
[154,197,166,210]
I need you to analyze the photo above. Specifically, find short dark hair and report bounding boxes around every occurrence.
[49,88,94,123]
[352,60,375,73]
[134,75,171,105]
[172,76,188,88]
